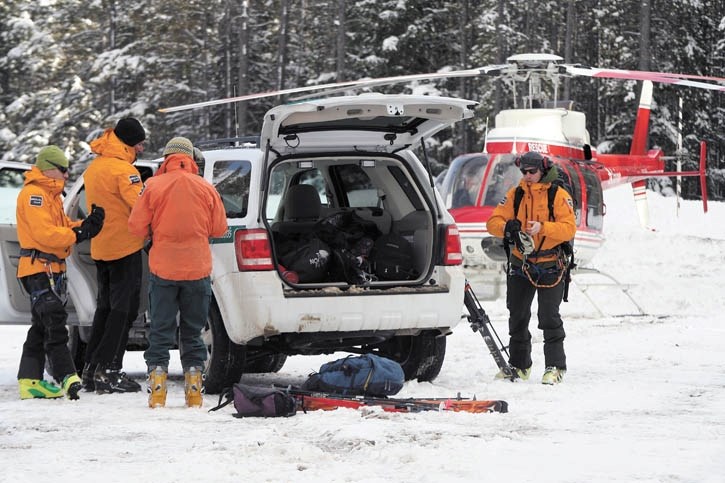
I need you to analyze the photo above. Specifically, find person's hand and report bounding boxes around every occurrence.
[526,220,542,236]
[74,204,105,243]
[504,219,521,244]
[83,204,105,238]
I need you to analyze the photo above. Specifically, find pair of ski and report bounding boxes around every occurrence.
[464,280,520,381]
[276,386,508,414]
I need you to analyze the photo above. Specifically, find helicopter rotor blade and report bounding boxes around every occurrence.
[290,64,515,101]
[159,64,512,113]
[158,79,370,113]
[159,56,725,114]
[563,65,725,91]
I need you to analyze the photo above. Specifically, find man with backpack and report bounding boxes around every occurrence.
[486,152,576,385]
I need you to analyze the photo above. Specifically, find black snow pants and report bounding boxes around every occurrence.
[17,272,77,381]
[84,250,142,368]
[505,264,567,371]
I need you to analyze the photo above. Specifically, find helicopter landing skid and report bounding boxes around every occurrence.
[571,267,646,317]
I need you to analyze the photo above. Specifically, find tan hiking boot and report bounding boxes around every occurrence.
[147,367,167,408]
[184,367,204,408]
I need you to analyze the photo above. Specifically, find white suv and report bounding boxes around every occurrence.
[5,94,476,393]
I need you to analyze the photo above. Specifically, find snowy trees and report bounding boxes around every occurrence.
[0,0,723,198]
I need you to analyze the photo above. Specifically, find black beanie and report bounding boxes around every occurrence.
[114,118,146,146]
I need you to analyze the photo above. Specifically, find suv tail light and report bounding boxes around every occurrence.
[443,224,463,265]
[235,228,274,271]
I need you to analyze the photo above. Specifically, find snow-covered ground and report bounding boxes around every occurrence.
[1,184,724,483]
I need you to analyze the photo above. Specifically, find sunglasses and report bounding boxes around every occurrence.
[520,167,539,175]
[46,160,69,174]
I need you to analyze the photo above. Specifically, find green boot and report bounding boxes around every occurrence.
[62,373,82,400]
[542,367,566,385]
[494,366,531,381]
[19,379,63,400]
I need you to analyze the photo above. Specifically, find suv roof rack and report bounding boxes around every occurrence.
[196,136,260,150]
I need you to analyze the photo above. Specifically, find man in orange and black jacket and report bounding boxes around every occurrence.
[487,152,576,385]
[16,146,104,400]
[82,118,146,393]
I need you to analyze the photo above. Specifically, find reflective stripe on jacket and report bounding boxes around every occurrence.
[84,129,145,261]
[487,178,576,264]
[128,153,228,281]
[16,167,80,277]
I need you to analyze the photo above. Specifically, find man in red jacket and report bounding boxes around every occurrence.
[128,137,227,408]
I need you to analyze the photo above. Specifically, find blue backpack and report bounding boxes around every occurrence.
[302,354,405,397]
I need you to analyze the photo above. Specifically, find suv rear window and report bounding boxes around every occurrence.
[213,160,251,218]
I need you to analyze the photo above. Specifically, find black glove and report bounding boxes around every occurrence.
[74,204,105,243]
[503,219,522,245]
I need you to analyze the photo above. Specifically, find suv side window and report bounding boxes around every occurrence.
[213,160,251,218]
[332,164,378,207]
[0,167,27,224]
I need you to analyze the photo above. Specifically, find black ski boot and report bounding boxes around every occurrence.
[81,363,96,392]
[94,365,142,393]
[114,369,141,392]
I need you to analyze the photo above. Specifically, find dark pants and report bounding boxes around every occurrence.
[17,273,77,381]
[144,274,211,372]
[84,250,142,368]
[506,266,567,370]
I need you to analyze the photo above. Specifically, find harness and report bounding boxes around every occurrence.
[18,248,68,305]
[505,185,576,297]
[19,248,65,264]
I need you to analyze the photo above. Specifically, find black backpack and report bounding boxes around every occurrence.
[370,233,417,281]
[278,237,331,283]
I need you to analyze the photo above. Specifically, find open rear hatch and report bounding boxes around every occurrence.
[260,93,477,155]
[260,94,477,290]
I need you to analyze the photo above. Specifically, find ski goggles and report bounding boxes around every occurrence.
[46,160,69,174]
[520,167,539,175]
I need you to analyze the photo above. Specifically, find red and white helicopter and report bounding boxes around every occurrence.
[433,54,714,299]
[161,53,719,301]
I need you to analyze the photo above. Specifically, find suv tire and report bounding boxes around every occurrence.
[376,332,446,382]
[244,353,288,373]
[203,300,246,394]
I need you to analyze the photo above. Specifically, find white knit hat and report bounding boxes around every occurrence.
[162,137,194,157]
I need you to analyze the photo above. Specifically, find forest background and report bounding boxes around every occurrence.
[1,0,724,199]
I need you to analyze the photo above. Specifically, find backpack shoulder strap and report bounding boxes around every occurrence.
[208,387,235,413]
[547,184,559,221]
[513,187,525,217]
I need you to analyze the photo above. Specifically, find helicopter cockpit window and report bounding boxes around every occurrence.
[581,166,603,230]
[561,163,582,225]
[482,155,522,206]
[449,156,486,208]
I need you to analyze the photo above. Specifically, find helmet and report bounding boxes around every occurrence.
[515,152,552,172]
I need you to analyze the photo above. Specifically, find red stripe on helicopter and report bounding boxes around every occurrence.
[485,141,587,159]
